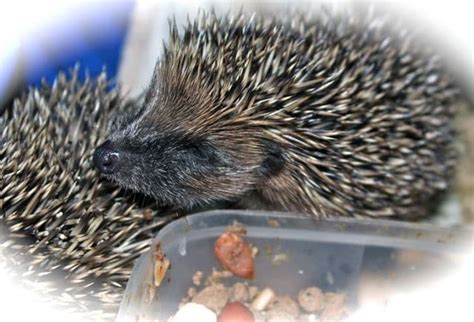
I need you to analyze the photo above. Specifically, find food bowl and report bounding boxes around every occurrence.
[117,210,472,321]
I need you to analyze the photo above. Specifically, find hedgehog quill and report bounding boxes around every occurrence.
[0,70,180,319]
[95,10,459,219]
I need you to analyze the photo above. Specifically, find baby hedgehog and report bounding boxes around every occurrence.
[1,70,178,320]
[94,10,459,220]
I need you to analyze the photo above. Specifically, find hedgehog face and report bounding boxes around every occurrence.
[93,102,280,208]
[94,124,232,207]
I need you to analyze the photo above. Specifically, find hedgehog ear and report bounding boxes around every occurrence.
[258,142,285,178]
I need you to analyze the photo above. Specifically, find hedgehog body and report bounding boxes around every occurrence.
[94,10,458,219]
[0,71,179,319]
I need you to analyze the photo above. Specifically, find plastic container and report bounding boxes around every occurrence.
[117,210,472,321]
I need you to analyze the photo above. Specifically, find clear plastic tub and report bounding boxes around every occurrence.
[117,210,472,321]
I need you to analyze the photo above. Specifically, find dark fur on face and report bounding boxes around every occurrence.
[94,10,458,219]
[96,63,284,207]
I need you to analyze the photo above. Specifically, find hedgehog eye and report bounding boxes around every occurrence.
[183,141,223,166]
[188,144,213,162]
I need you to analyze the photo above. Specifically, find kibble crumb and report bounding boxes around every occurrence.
[227,221,247,235]
[248,286,259,300]
[231,282,249,302]
[271,253,289,266]
[320,292,346,322]
[298,287,324,313]
[251,288,275,311]
[267,311,296,322]
[192,283,230,313]
[193,271,203,286]
[249,308,266,322]
[207,269,233,285]
[269,295,300,318]
[187,287,197,298]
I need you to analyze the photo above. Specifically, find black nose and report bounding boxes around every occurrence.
[93,140,120,174]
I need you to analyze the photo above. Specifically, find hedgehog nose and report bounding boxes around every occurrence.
[93,140,120,175]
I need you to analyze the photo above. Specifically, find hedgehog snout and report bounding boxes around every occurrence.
[93,140,120,175]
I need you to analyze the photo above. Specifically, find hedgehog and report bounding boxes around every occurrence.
[0,69,180,320]
[94,10,459,220]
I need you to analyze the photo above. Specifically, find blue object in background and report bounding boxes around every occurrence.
[25,1,134,87]
[0,0,134,103]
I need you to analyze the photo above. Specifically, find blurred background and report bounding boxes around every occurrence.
[0,0,133,109]
[0,0,473,321]
[1,0,473,110]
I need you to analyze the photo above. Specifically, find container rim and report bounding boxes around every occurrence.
[154,209,473,252]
